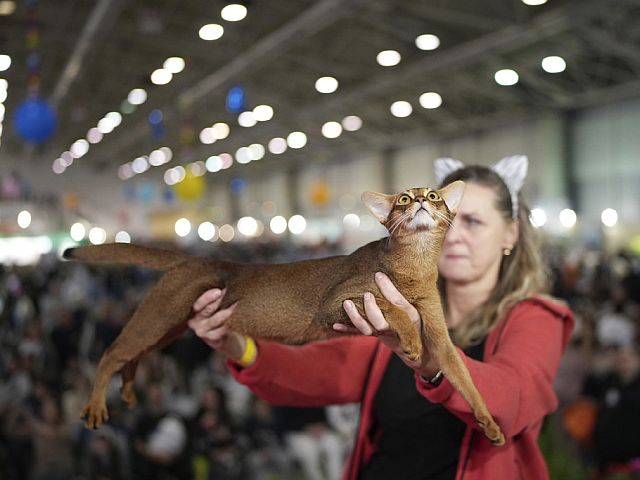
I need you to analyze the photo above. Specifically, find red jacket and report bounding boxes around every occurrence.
[228,297,574,480]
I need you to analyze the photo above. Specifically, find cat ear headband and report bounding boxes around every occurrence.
[434,155,528,219]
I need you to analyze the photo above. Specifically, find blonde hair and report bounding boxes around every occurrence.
[439,166,549,348]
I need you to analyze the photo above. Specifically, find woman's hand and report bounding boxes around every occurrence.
[335,272,438,376]
[187,288,245,361]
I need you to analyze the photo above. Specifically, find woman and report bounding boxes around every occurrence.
[188,156,574,480]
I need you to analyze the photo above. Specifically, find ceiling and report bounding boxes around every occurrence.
[1,0,640,192]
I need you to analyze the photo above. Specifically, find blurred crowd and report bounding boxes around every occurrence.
[0,239,638,480]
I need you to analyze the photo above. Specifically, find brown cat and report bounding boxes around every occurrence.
[64,181,505,446]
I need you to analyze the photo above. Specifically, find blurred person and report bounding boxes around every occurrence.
[243,397,291,480]
[132,382,188,480]
[5,395,75,480]
[583,345,640,478]
[277,406,344,480]
[187,157,574,479]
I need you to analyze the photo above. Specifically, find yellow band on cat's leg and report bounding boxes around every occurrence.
[238,335,257,366]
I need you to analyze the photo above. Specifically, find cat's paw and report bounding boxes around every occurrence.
[478,419,505,446]
[120,384,138,409]
[81,400,109,429]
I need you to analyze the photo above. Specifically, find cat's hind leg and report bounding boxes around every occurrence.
[82,265,216,429]
[120,360,138,408]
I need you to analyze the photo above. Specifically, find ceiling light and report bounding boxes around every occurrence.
[151,68,172,85]
[70,223,86,241]
[288,215,307,235]
[206,155,223,172]
[268,137,287,155]
[70,139,90,158]
[342,115,362,131]
[494,69,519,86]
[559,209,577,228]
[415,34,440,51]
[118,163,134,180]
[115,231,131,243]
[175,218,191,237]
[89,227,107,245]
[86,127,103,144]
[253,104,274,121]
[601,208,618,227]
[0,104,4,122]
[198,222,216,241]
[199,127,217,144]
[0,1,17,16]
[321,121,342,139]
[521,0,547,5]
[219,224,235,242]
[132,156,150,174]
[0,55,11,71]
[529,208,547,228]
[390,101,412,117]
[419,92,442,109]
[221,4,247,21]
[541,55,566,73]
[127,88,147,105]
[52,158,66,174]
[235,146,252,164]
[199,23,224,40]
[376,50,401,67]
[248,143,265,160]
[315,76,339,93]
[212,122,230,139]
[287,131,307,149]
[238,111,257,127]
[237,216,258,237]
[106,111,122,127]
[149,149,167,166]
[17,210,31,229]
[163,57,185,74]
[220,153,234,169]
[270,216,287,234]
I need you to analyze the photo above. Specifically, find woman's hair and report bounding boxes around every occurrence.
[440,165,549,348]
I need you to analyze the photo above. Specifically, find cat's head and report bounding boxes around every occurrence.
[362,181,465,236]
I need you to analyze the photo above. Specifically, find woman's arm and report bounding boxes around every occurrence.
[416,300,573,439]
[188,289,380,407]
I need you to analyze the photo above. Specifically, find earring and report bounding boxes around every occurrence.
[503,245,513,256]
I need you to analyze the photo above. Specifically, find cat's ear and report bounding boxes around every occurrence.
[362,192,396,223]
[439,180,465,214]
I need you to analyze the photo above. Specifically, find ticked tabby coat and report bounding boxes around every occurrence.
[64,180,505,445]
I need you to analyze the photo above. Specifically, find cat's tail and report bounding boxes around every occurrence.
[63,243,190,271]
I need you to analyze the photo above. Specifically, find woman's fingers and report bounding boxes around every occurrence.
[189,302,238,337]
[374,272,421,325]
[192,288,225,313]
[363,292,389,332]
[332,323,360,334]
[342,300,374,335]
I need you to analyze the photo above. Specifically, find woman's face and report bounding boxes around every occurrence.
[438,182,518,286]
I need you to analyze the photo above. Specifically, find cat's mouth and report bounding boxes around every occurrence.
[409,208,437,230]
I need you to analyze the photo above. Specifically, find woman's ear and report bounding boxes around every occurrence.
[439,180,466,214]
[505,219,520,248]
[362,191,395,223]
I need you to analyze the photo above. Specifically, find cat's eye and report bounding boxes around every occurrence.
[397,194,411,205]
[427,191,440,201]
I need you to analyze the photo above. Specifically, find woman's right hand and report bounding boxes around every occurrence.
[187,288,245,361]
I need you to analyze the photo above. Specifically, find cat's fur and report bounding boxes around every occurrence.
[64,181,505,445]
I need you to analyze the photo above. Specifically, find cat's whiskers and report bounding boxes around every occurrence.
[431,210,454,229]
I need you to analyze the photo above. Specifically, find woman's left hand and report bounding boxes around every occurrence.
[334,272,430,372]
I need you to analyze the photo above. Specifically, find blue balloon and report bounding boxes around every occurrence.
[13,97,57,144]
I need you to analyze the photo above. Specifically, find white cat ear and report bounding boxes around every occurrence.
[434,158,465,186]
[362,191,395,223]
[439,180,466,213]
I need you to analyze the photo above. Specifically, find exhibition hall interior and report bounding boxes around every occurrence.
[0,0,639,479]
